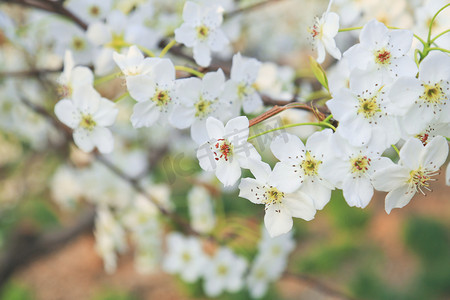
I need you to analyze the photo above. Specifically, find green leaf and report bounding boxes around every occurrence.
[309,56,329,92]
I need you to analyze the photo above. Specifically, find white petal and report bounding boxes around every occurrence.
[271,162,302,193]
[191,119,209,145]
[127,75,155,102]
[388,77,422,112]
[270,133,305,161]
[202,69,225,100]
[174,24,197,47]
[224,116,249,143]
[71,67,94,89]
[299,180,332,210]
[419,51,450,84]
[73,128,94,152]
[385,185,415,214]
[193,42,211,67]
[242,93,263,114]
[130,101,159,128]
[182,1,201,24]
[54,99,80,129]
[342,176,374,208]
[154,59,175,84]
[92,126,114,153]
[216,158,241,186]
[208,29,228,52]
[372,164,408,191]
[197,143,216,172]
[389,30,413,57]
[283,192,316,221]
[169,105,195,129]
[247,159,271,183]
[72,85,100,114]
[238,178,263,204]
[400,138,423,170]
[360,20,389,48]
[93,98,118,127]
[86,22,111,46]
[264,204,293,238]
[206,116,225,139]
[323,12,339,37]
[421,135,449,171]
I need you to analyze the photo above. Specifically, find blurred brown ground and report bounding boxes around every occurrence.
[14,173,450,300]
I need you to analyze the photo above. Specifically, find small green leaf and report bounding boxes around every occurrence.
[309,56,329,92]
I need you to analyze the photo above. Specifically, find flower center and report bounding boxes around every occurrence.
[213,139,233,161]
[79,114,96,131]
[196,25,209,40]
[194,97,215,118]
[89,5,100,17]
[309,18,322,39]
[350,155,371,175]
[407,167,438,195]
[237,83,255,100]
[374,48,391,65]
[181,251,191,263]
[263,187,284,205]
[106,33,126,51]
[357,96,381,119]
[300,152,322,176]
[57,84,72,98]
[217,264,228,276]
[71,37,85,51]
[152,89,171,107]
[421,83,445,105]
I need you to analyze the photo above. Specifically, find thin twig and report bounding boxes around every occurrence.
[225,0,284,18]
[284,272,359,300]
[0,68,62,78]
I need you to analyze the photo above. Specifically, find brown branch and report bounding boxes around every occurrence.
[0,208,95,289]
[225,0,285,19]
[1,0,88,30]
[249,102,326,127]
[284,272,359,300]
[0,68,62,78]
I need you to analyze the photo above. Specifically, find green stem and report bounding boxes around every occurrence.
[430,29,450,44]
[248,122,335,141]
[159,40,177,58]
[323,114,333,123]
[427,3,450,44]
[175,65,204,78]
[94,71,122,86]
[338,26,363,32]
[137,45,156,57]
[445,136,450,142]
[391,144,400,156]
[427,47,450,54]
[113,92,129,103]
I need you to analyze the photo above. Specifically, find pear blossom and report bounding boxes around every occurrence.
[270,131,335,210]
[94,207,127,273]
[188,185,216,234]
[246,254,285,299]
[65,0,113,24]
[223,53,263,115]
[309,0,341,63]
[57,51,94,99]
[327,69,401,150]
[372,136,449,214]
[87,10,159,75]
[197,116,261,186]
[203,247,247,297]
[321,133,393,208]
[113,45,159,79]
[172,69,230,144]
[389,51,450,135]
[123,58,177,128]
[54,85,118,153]
[343,19,417,83]
[175,1,229,67]
[162,232,208,283]
[239,160,316,237]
